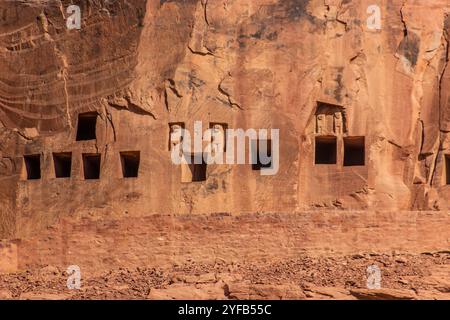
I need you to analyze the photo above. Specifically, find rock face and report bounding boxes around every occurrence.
[0,0,449,299]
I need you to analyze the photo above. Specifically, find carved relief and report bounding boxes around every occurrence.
[169,123,185,152]
[210,123,227,154]
[334,112,343,135]
[316,114,325,134]
[314,102,347,135]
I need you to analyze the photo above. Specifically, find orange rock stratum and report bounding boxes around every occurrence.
[0,0,449,300]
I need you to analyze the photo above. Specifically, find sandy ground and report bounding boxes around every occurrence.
[0,252,449,300]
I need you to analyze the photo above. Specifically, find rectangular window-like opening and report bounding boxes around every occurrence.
[251,139,272,170]
[24,154,41,180]
[82,154,101,180]
[181,154,207,182]
[446,155,450,185]
[120,151,140,178]
[76,112,98,141]
[315,136,337,164]
[192,162,207,182]
[344,137,365,166]
[53,152,72,178]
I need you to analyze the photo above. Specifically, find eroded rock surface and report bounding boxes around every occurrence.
[0,0,449,300]
[0,252,449,300]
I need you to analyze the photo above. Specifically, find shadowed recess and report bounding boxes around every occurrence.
[120,151,140,178]
[53,152,72,178]
[315,136,337,165]
[23,154,41,180]
[76,112,98,141]
[82,154,101,180]
[344,137,365,166]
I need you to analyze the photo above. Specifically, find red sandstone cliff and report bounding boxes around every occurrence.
[0,0,449,300]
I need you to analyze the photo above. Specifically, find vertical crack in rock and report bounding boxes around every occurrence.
[101,100,117,142]
[400,1,408,38]
[40,7,72,129]
[106,112,117,142]
[438,19,449,132]
[418,119,425,154]
[56,2,72,128]
[202,0,209,26]
[397,1,433,189]
[398,2,420,71]
[188,0,214,56]
[430,16,450,186]
[59,55,71,129]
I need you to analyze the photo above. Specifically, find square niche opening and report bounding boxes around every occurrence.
[251,139,272,170]
[53,152,72,178]
[76,112,98,141]
[344,136,365,166]
[315,136,337,164]
[23,154,41,180]
[181,154,207,182]
[120,151,140,178]
[82,154,101,180]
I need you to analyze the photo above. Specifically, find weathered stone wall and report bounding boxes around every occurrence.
[11,211,450,275]
[0,0,449,242]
